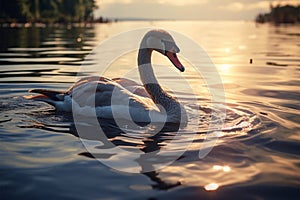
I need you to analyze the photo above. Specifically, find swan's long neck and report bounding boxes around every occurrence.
[138,47,181,120]
[138,48,158,85]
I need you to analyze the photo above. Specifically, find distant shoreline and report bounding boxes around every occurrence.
[0,19,119,28]
[0,20,247,28]
[1,18,300,29]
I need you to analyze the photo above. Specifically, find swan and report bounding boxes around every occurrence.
[25,29,187,124]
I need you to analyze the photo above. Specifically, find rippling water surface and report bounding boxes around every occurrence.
[0,21,299,199]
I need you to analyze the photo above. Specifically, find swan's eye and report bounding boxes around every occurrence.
[162,40,178,53]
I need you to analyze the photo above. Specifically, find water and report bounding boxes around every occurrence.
[0,21,299,199]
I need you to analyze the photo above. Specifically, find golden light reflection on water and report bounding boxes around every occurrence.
[225,48,231,53]
[213,165,231,172]
[218,64,232,74]
[159,158,262,193]
[204,182,219,191]
[202,165,231,191]
[238,45,247,50]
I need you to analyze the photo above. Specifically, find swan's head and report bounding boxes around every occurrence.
[143,29,185,72]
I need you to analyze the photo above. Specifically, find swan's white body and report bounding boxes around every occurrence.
[26,29,187,124]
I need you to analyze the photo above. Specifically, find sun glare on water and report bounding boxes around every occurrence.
[204,183,219,191]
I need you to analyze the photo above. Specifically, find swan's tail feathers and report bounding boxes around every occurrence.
[24,89,66,108]
[27,89,65,101]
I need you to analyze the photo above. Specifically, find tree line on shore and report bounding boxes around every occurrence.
[0,0,109,24]
[256,4,300,24]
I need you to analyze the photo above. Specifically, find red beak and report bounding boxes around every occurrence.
[166,51,185,72]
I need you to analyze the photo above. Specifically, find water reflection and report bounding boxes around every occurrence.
[15,98,262,192]
[0,25,95,67]
[22,115,184,190]
[0,26,98,85]
[213,165,231,172]
[204,182,219,191]
[218,64,232,74]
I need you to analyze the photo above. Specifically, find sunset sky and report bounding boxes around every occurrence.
[94,0,300,20]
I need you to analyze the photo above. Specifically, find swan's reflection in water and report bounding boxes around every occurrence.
[30,115,183,190]
[21,102,261,192]
[77,118,183,190]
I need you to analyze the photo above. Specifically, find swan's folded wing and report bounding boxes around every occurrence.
[112,77,140,87]
[66,76,112,94]
[67,76,159,116]
[112,77,150,98]
[70,80,117,107]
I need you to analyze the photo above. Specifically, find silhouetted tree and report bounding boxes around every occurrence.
[0,0,25,22]
[256,4,300,24]
[0,0,97,23]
